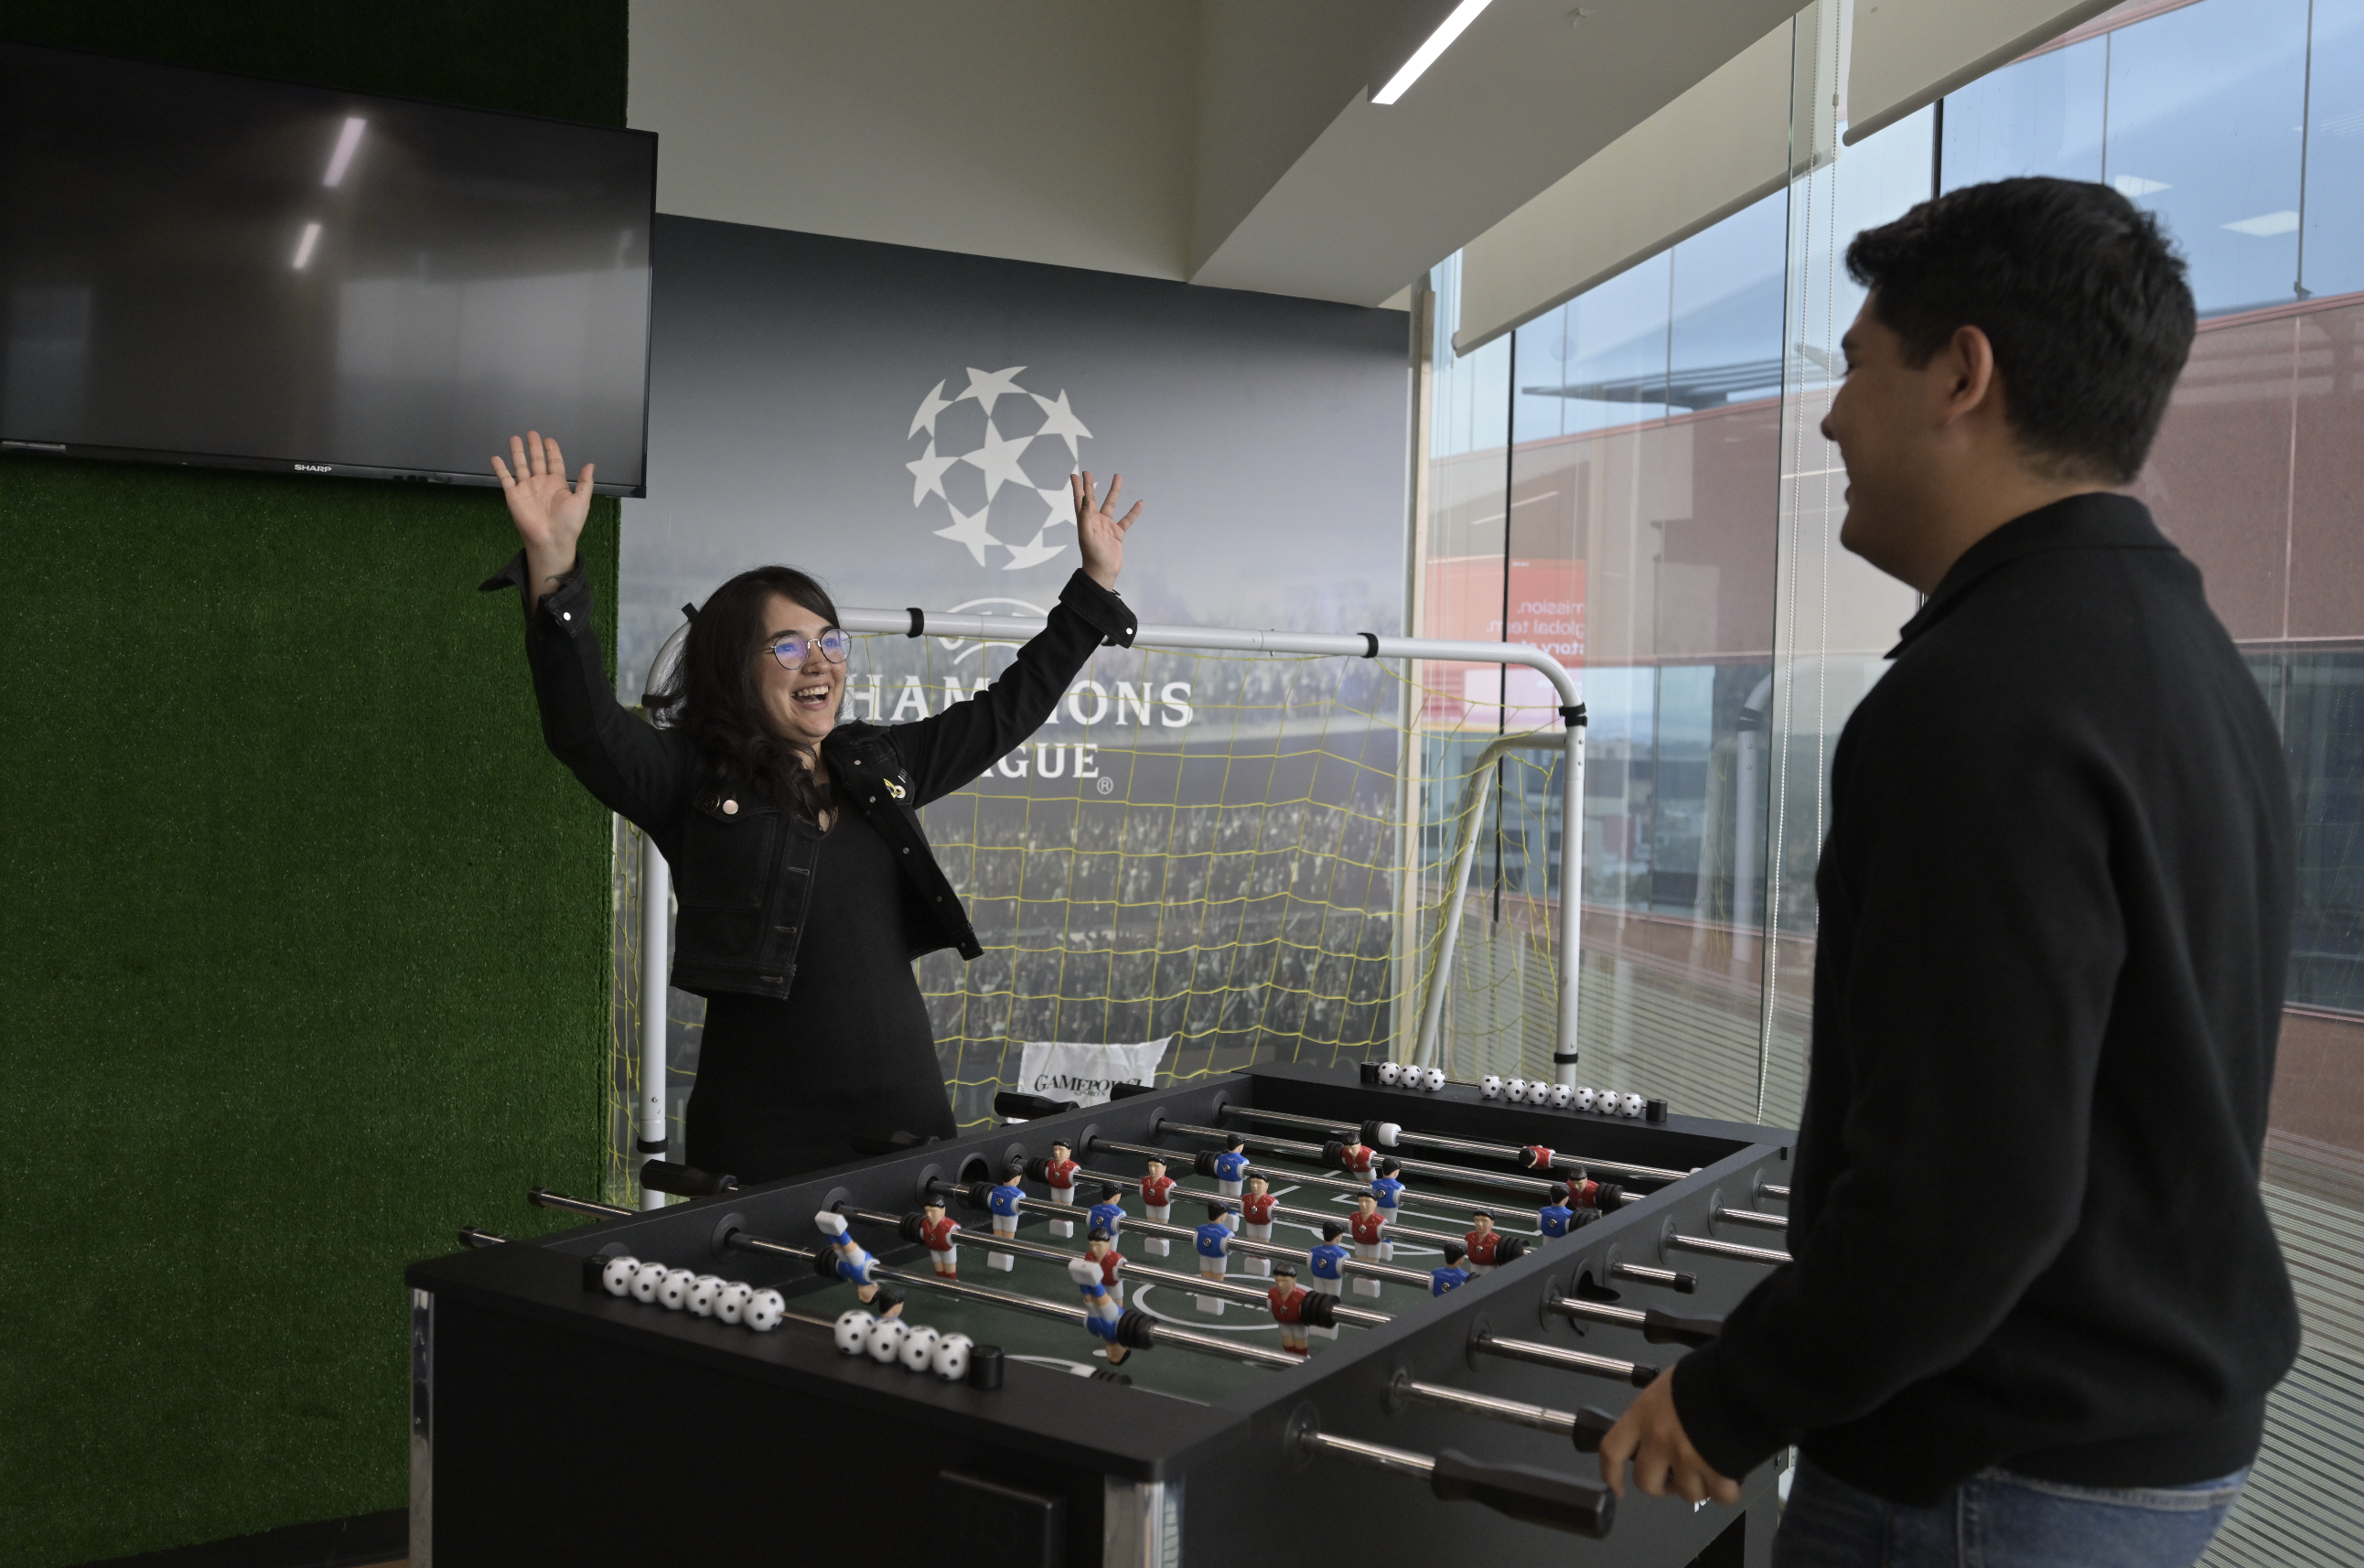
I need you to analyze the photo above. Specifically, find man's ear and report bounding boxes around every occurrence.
[1940,324,2002,427]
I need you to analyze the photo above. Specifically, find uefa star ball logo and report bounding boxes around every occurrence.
[904,366,1091,572]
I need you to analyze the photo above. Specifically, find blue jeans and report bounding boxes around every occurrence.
[1772,1455,2250,1568]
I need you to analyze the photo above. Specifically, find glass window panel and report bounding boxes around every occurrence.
[2301,0,2364,297]
[1513,304,1571,443]
[2103,0,2309,316]
[1526,252,1672,437]
[1667,188,1789,411]
[1433,327,1510,460]
[1939,35,2107,190]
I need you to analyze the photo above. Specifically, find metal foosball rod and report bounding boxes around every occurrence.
[1714,1207,1789,1231]
[1471,1326,1661,1387]
[1157,1122,1568,1203]
[1388,1370,1621,1454]
[1285,1407,1617,1540]
[1761,1184,1792,1201]
[1088,1138,1542,1229]
[834,1206,1393,1326]
[1542,1291,1724,1346]
[1666,1231,1793,1266]
[936,1178,1440,1290]
[1608,1260,1699,1293]
[1217,1106,1692,1186]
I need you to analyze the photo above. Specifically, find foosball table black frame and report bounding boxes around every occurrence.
[406,1061,1794,1567]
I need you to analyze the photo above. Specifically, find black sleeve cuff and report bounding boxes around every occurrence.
[1058,570,1137,648]
[481,550,592,633]
[1668,1344,1788,1481]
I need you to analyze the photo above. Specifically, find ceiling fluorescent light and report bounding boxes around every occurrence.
[322,116,366,187]
[292,220,322,269]
[1373,0,1494,105]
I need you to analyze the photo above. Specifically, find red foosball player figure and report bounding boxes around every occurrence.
[1465,1209,1504,1274]
[1085,1225,1127,1305]
[1349,1193,1389,1297]
[1333,1133,1377,1176]
[1043,1138,1081,1237]
[918,1194,961,1278]
[1140,1156,1177,1256]
[1267,1260,1313,1355]
[1460,1211,1527,1273]
[1563,1176,1604,1212]
[1239,1174,1277,1277]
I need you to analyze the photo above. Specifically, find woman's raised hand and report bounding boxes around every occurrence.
[1072,470,1144,591]
[493,432,595,607]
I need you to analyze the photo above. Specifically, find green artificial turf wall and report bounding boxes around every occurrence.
[0,5,628,1563]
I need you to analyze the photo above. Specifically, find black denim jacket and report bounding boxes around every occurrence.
[483,555,1136,999]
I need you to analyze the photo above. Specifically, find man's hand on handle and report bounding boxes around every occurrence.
[1072,470,1143,591]
[1598,1370,1743,1508]
[493,432,595,610]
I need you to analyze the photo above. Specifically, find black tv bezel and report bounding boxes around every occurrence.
[0,39,659,499]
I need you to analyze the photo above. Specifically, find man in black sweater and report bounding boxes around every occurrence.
[1598,178,2298,1563]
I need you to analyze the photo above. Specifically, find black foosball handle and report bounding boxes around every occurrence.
[1429,1449,1617,1540]
[1567,1406,1621,1453]
[993,1090,1080,1121]
[1641,1307,1725,1348]
[639,1159,738,1197]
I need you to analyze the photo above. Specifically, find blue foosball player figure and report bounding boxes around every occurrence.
[987,1159,1026,1272]
[1087,1183,1126,1243]
[1069,1257,1129,1365]
[813,1210,883,1303]
[1538,1194,1576,1239]
[1193,1202,1239,1315]
[1214,1134,1252,1197]
[1370,1159,1406,1223]
[1306,1219,1350,1337]
[1432,1240,1471,1296]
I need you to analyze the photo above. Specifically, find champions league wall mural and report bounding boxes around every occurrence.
[610,217,1411,1165]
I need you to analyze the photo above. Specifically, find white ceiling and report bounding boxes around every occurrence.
[629,0,1803,306]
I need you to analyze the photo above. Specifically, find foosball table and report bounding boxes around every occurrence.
[406,1061,1797,1567]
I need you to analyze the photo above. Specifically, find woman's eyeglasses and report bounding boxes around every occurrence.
[763,628,850,668]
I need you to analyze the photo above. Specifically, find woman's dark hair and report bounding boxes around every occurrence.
[1844,177,2196,483]
[649,564,841,822]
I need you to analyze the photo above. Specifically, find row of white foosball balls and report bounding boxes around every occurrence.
[1488,1080,1649,1117]
[1370,1061,1650,1115]
[597,1252,790,1328]
[593,1252,982,1381]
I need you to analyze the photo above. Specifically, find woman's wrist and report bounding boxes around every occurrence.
[523,542,580,611]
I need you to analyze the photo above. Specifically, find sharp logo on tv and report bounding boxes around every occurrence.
[293,463,333,473]
[903,365,1091,573]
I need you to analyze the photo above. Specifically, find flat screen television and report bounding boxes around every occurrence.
[0,43,656,495]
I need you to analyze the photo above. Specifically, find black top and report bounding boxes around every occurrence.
[1672,493,2299,1504]
[688,805,953,1183]
[486,554,1137,1000]
[487,556,1137,1176]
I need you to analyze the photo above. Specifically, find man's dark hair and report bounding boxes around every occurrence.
[1844,177,2195,483]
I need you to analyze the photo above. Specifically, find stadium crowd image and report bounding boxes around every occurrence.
[7,3,2362,1566]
